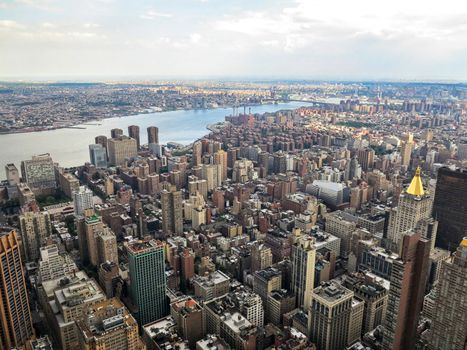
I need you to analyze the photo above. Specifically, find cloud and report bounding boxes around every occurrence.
[190,33,201,44]
[41,22,56,29]
[83,23,101,29]
[15,0,58,11]
[140,10,173,20]
[0,20,25,30]
[1,0,467,80]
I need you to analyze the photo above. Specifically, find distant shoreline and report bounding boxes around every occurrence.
[0,100,293,136]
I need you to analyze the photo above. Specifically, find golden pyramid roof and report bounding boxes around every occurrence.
[406,167,425,197]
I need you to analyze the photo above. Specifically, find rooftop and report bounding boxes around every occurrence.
[254,267,282,281]
[312,281,353,304]
[126,238,164,254]
[406,167,426,197]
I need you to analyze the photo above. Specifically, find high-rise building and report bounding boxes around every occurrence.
[38,244,77,282]
[180,248,195,282]
[57,171,80,198]
[73,186,94,216]
[161,189,183,234]
[76,211,104,266]
[48,277,106,349]
[253,267,282,321]
[219,312,257,350]
[400,132,413,168]
[107,136,138,166]
[251,243,273,273]
[147,126,159,144]
[325,211,358,258]
[267,289,295,326]
[95,135,108,152]
[21,153,56,194]
[387,167,432,252]
[96,228,118,266]
[348,297,365,345]
[343,274,389,335]
[357,148,375,171]
[308,281,353,350]
[0,230,34,349]
[432,167,467,250]
[232,159,255,183]
[89,144,107,168]
[5,163,20,186]
[382,230,431,350]
[128,125,141,150]
[213,149,228,182]
[126,238,167,326]
[427,238,467,350]
[193,270,230,301]
[192,141,202,166]
[170,297,205,347]
[19,210,52,262]
[291,235,316,309]
[76,297,145,350]
[110,128,123,138]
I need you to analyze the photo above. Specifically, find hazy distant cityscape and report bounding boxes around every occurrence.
[1,0,466,349]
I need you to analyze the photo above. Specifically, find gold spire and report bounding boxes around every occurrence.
[406,167,425,197]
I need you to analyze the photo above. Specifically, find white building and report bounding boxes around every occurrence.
[73,186,94,216]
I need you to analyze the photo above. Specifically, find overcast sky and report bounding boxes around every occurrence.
[1,0,466,81]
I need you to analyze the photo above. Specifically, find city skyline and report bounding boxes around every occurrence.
[1,0,467,81]
[0,1,466,349]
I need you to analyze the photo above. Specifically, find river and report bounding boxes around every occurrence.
[0,102,308,179]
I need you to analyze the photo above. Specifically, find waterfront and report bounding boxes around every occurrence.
[0,102,307,178]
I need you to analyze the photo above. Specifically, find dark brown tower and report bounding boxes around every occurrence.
[382,230,430,350]
[432,167,467,250]
[128,125,140,150]
[110,128,123,138]
[147,126,159,144]
[0,230,34,349]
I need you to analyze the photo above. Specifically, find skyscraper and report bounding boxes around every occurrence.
[89,144,107,168]
[161,189,183,234]
[251,243,273,273]
[21,153,56,194]
[96,228,118,266]
[19,210,52,262]
[427,238,467,350]
[308,281,353,350]
[110,128,123,138]
[400,132,413,168]
[387,167,432,252]
[192,141,202,166]
[76,210,103,266]
[94,135,108,155]
[147,126,159,144]
[357,148,375,171]
[291,235,316,310]
[432,167,467,250]
[76,298,145,350]
[5,163,20,186]
[0,230,34,349]
[73,186,94,216]
[126,238,167,326]
[107,136,138,166]
[382,230,431,350]
[213,149,228,182]
[128,125,141,149]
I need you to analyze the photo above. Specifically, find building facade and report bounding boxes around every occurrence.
[0,230,34,349]
[127,239,167,326]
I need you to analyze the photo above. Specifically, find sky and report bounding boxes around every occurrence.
[1,0,467,81]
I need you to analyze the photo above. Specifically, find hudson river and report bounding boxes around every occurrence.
[0,102,307,178]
